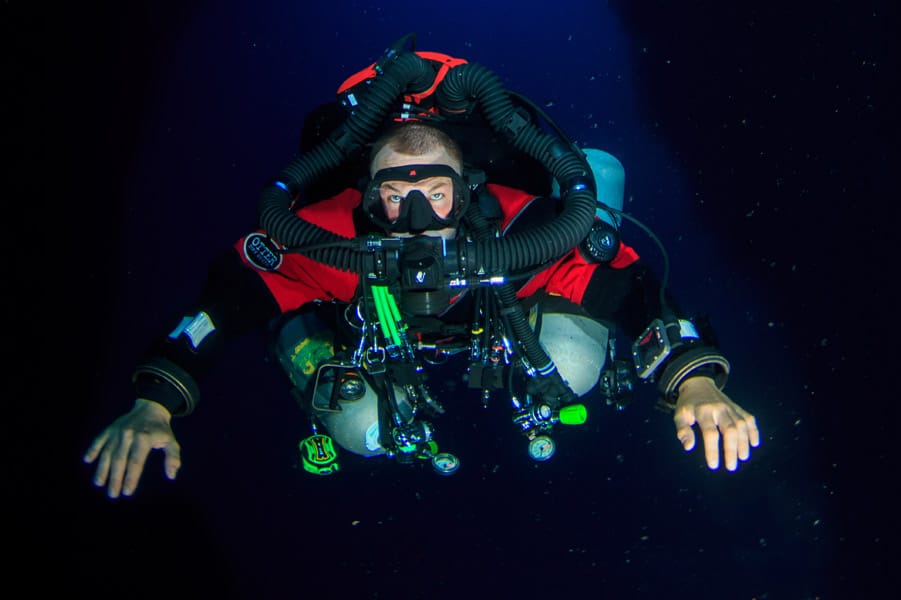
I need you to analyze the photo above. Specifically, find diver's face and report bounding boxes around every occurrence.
[378,176,454,222]
[371,147,460,239]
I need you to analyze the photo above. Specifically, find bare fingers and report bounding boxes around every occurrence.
[698,417,721,470]
[719,415,741,471]
[85,427,159,498]
[104,429,135,498]
[706,411,760,471]
[121,439,154,497]
[163,442,182,480]
[673,406,698,452]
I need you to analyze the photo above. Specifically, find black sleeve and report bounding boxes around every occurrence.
[580,259,686,339]
[132,248,282,415]
[580,259,729,406]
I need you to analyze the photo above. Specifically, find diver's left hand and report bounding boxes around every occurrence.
[673,376,760,471]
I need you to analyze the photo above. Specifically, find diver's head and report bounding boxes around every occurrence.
[363,123,467,239]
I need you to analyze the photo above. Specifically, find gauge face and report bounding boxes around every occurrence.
[528,436,556,461]
[432,452,460,475]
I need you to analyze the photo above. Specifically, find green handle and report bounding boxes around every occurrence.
[558,404,587,425]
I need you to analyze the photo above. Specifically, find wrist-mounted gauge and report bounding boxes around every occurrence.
[631,318,701,380]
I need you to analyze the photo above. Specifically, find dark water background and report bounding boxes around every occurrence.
[11,1,897,598]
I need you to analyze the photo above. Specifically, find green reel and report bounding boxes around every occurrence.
[299,434,341,475]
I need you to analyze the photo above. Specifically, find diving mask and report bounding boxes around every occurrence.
[362,164,469,234]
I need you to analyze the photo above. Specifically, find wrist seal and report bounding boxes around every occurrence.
[657,346,730,406]
[133,358,200,416]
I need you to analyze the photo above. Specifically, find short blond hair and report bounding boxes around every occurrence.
[369,123,463,172]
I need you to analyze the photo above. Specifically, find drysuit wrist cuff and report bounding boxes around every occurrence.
[133,358,200,417]
[657,346,730,408]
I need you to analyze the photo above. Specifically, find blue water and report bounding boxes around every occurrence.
[17,0,896,598]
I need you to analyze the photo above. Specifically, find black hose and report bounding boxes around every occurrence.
[463,196,556,380]
[258,52,436,248]
[437,63,596,272]
[260,51,596,278]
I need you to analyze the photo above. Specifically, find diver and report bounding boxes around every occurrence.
[83,37,759,497]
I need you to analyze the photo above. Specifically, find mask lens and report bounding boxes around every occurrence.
[364,164,467,233]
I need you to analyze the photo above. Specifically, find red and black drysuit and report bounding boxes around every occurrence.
[132,180,716,418]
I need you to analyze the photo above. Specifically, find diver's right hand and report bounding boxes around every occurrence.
[83,398,182,498]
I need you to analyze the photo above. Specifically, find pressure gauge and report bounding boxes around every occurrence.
[432,452,461,475]
[528,435,556,461]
